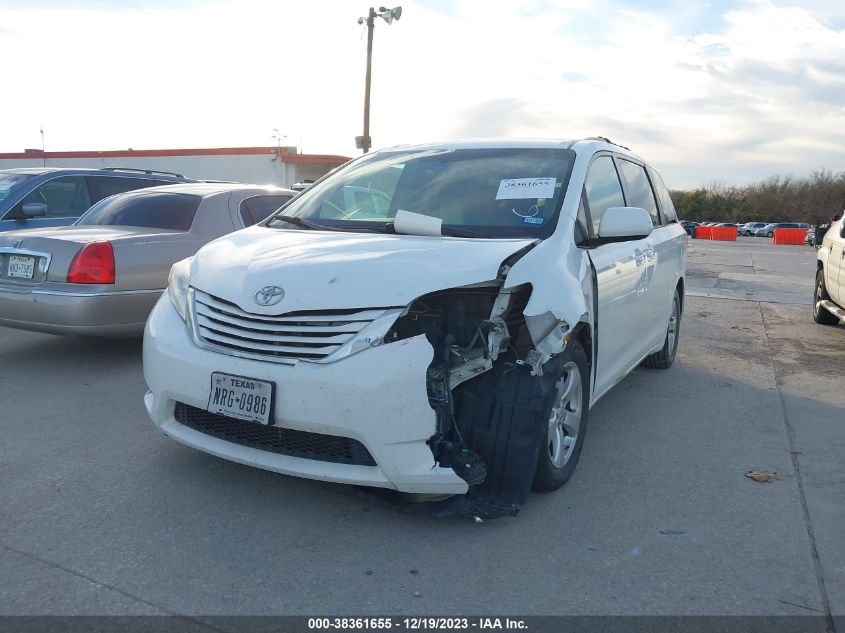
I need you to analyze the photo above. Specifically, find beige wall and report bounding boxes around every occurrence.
[0,153,340,188]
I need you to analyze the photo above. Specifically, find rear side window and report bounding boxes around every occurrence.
[616,159,659,225]
[13,175,91,218]
[87,176,152,202]
[584,155,625,235]
[240,194,292,226]
[77,192,201,230]
[646,166,677,223]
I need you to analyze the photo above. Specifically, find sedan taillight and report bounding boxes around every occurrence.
[67,241,115,284]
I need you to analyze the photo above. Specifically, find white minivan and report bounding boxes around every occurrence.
[143,138,687,517]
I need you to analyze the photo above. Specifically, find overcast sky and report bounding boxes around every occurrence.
[1,0,843,188]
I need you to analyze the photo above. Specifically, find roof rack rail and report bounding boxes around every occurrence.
[581,136,630,150]
[100,167,185,178]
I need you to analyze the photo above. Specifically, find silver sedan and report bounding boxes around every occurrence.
[0,182,294,336]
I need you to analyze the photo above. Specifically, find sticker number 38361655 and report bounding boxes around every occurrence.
[496,177,556,200]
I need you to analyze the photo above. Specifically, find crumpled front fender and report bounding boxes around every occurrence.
[502,214,593,359]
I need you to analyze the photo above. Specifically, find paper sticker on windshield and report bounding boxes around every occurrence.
[496,178,556,200]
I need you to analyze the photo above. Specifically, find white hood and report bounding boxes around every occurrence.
[190,226,534,313]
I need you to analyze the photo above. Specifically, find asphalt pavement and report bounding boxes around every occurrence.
[0,237,842,625]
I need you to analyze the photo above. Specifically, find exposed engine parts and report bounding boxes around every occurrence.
[385,281,578,517]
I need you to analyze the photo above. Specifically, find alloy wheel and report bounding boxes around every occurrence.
[547,362,583,468]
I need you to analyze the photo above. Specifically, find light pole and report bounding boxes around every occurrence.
[271,128,287,160]
[357,6,402,154]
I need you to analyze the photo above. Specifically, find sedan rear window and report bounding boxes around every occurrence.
[76,192,201,230]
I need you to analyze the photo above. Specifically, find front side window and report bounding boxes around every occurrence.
[584,155,625,235]
[267,147,576,239]
[616,159,659,225]
[12,175,91,218]
[240,194,293,226]
[77,192,201,230]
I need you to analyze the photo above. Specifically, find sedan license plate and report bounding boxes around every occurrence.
[8,255,35,279]
[207,372,274,425]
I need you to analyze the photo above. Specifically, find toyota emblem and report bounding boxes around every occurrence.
[254,285,285,306]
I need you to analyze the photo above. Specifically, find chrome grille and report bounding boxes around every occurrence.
[191,289,389,363]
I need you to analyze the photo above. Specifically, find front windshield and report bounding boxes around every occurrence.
[0,173,35,203]
[267,147,576,238]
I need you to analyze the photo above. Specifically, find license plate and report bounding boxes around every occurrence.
[207,372,274,425]
[8,255,35,279]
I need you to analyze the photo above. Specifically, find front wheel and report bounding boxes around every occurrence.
[813,270,839,325]
[532,341,590,492]
[643,288,681,369]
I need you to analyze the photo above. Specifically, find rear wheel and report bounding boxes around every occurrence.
[813,269,839,325]
[532,341,590,492]
[643,288,681,369]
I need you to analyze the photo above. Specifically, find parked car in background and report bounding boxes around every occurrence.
[716,223,737,228]
[680,220,698,235]
[0,183,294,336]
[806,228,816,245]
[143,137,687,517]
[740,222,767,236]
[0,167,195,233]
[814,218,845,325]
[755,222,802,237]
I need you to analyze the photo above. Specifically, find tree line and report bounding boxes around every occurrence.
[670,169,845,225]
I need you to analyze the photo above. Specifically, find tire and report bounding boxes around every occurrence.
[532,340,590,492]
[766,231,773,238]
[813,269,839,325]
[642,288,681,369]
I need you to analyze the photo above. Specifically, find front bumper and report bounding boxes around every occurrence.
[143,295,468,495]
[0,282,161,336]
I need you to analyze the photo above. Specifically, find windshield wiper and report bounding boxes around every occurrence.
[266,215,326,231]
[380,222,492,239]
[440,226,492,238]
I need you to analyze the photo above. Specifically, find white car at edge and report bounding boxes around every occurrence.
[814,217,845,325]
[143,138,687,517]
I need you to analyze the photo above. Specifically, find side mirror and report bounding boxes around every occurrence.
[22,202,48,217]
[597,207,653,241]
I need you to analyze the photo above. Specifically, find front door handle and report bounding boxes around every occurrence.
[634,249,645,266]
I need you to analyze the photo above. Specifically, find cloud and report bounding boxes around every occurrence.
[0,0,842,188]
[450,99,545,138]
